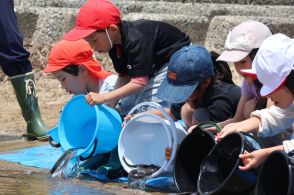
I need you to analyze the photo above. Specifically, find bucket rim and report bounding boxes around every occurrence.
[197,132,245,194]
[118,112,173,178]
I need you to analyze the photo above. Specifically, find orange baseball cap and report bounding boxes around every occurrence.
[63,0,121,41]
[44,39,111,79]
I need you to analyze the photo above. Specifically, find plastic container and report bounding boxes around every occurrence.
[173,122,217,193]
[50,95,122,160]
[255,150,294,195]
[118,102,187,178]
[197,132,262,195]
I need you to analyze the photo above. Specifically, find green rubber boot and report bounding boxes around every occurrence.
[10,72,49,141]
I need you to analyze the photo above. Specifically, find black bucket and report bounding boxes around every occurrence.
[197,132,262,195]
[173,122,217,193]
[255,150,294,195]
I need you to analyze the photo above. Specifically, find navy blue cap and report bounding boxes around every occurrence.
[157,44,214,103]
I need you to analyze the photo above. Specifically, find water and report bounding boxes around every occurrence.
[127,166,160,191]
[50,148,81,178]
[128,169,148,190]
[0,169,115,195]
[0,140,164,195]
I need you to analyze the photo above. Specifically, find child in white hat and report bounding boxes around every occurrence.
[217,33,294,170]
[216,20,289,147]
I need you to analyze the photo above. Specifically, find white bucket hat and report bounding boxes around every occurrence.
[241,33,294,96]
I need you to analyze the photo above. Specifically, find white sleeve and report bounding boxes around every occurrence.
[99,75,118,94]
[283,139,294,154]
[250,103,294,137]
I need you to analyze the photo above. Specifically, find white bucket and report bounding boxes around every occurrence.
[118,102,187,178]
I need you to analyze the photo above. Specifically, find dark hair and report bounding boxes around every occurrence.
[247,48,267,110]
[191,52,236,108]
[210,51,235,85]
[61,64,80,76]
[284,70,294,96]
[253,79,267,110]
[248,48,259,61]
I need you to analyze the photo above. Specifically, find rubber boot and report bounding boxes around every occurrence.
[10,72,49,141]
[97,147,127,179]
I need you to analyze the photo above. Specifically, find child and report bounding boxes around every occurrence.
[217,33,294,170]
[44,39,126,179]
[63,0,191,115]
[44,39,114,95]
[155,44,241,160]
[217,20,272,128]
[157,46,241,128]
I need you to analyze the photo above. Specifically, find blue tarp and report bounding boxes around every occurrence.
[0,144,176,191]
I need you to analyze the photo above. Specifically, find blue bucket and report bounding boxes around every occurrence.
[58,95,122,160]
[48,126,60,148]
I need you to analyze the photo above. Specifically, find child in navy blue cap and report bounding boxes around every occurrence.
[157,44,241,160]
[157,44,241,129]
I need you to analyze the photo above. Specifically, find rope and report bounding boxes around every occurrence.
[25,79,37,98]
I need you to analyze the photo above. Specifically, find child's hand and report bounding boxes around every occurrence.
[239,149,269,171]
[215,122,242,141]
[122,114,134,128]
[123,114,133,123]
[187,125,197,134]
[165,147,172,160]
[86,92,107,106]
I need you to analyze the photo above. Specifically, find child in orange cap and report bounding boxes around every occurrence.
[44,39,114,95]
[63,0,191,114]
[44,39,127,179]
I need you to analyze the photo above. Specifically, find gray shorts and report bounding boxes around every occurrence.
[119,63,170,115]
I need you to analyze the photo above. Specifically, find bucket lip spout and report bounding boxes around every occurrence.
[197,132,245,194]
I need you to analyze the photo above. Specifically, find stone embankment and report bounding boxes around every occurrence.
[14,0,294,83]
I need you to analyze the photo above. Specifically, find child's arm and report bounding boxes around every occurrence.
[86,80,145,106]
[239,145,284,171]
[251,103,294,137]
[181,103,195,128]
[216,116,261,140]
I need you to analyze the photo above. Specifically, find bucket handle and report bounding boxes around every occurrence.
[79,139,98,161]
[125,102,178,172]
[49,136,61,148]
[196,121,222,133]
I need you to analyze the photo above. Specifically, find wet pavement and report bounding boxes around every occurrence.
[0,137,165,195]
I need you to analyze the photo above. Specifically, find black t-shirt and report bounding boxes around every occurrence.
[109,20,191,77]
[171,81,241,122]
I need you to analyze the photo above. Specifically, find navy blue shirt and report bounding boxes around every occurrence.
[171,81,241,122]
[109,20,191,77]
